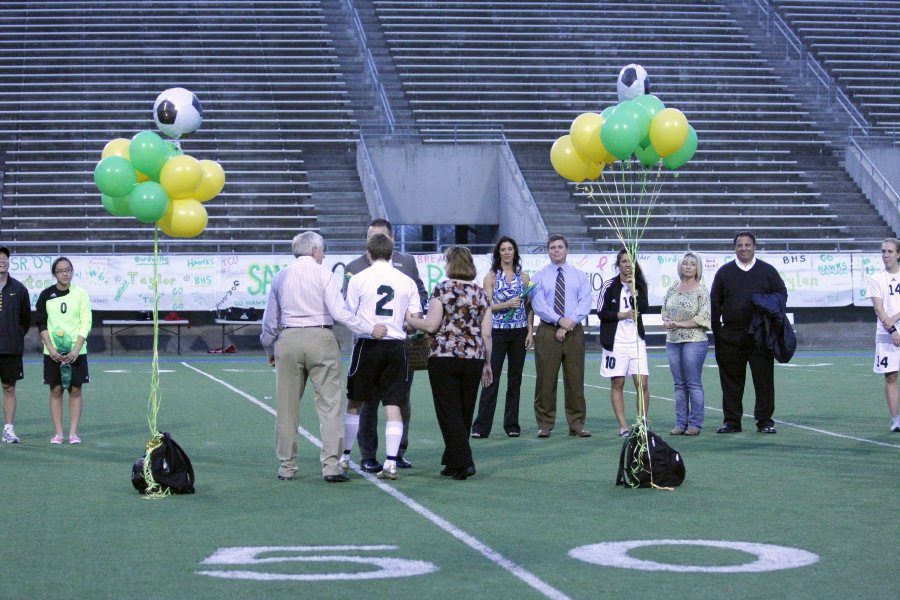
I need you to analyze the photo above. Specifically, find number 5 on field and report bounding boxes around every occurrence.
[197,545,438,581]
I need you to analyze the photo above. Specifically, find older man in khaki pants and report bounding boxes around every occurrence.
[261,231,386,482]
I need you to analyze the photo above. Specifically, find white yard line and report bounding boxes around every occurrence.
[182,362,573,600]
[563,375,900,450]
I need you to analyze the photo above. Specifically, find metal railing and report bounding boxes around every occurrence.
[748,0,870,136]
[345,0,395,133]
[356,132,388,221]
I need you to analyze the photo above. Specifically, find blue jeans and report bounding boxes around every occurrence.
[666,341,708,430]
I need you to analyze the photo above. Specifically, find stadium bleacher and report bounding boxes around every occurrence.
[0,1,363,253]
[770,0,900,132]
[0,0,896,253]
[374,0,894,250]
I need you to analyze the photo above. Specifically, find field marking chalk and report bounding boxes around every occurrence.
[182,362,573,600]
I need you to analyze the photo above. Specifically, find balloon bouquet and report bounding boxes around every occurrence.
[550,64,698,248]
[93,88,224,497]
[550,66,698,489]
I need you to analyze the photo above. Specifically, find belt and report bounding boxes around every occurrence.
[541,320,558,327]
[289,324,333,330]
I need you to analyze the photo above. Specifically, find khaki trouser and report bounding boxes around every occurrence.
[274,327,346,477]
[533,323,587,432]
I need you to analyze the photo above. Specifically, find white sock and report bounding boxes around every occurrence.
[384,420,403,467]
[4,424,12,431]
[343,413,360,454]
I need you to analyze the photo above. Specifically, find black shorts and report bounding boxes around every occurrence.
[43,354,90,388]
[347,339,408,407]
[0,354,24,385]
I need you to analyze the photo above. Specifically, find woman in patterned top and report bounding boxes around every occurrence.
[661,252,711,436]
[406,246,492,480]
[471,236,533,439]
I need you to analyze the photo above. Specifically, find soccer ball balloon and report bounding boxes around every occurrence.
[153,88,203,139]
[617,64,651,102]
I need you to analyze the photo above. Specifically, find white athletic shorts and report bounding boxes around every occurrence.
[600,340,649,378]
[873,340,900,374]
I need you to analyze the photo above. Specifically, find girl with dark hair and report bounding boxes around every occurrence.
[598,249,650,436]
[35,257,93,444]
[472,236,533,438]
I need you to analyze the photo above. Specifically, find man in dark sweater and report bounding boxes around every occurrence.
[710,231,787,434]
[0,246,32,443]
[341,219,427,473]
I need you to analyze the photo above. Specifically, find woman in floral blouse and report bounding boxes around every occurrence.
[406,246,492,480]
[661,252,711,436]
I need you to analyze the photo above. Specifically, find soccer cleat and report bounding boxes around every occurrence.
[376,462,398,480]
[891,417,900,433]
[2,426,20,443]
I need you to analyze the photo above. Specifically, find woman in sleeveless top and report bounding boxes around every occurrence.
[472,236,533,438]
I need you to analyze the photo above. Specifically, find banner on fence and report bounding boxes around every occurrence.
[5,251,878,311]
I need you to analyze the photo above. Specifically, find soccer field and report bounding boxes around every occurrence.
[0,350,897,600]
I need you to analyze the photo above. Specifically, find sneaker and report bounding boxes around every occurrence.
[50,435,64,445]
[2,426,19,443]
[69,435,81,445]
[377,462,398,480]
[891,416,900,433]
[338,454,350,472]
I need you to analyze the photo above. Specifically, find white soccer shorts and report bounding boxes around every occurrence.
[600,340,649,378]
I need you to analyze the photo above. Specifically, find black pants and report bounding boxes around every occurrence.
[714,328,775,429]
[473,327,527,436]
[427,356,484,470]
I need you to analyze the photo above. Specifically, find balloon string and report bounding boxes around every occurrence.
[147,225,161,436]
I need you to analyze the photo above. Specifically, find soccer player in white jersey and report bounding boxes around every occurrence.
[341,234,423,478]
[867,237,900,433]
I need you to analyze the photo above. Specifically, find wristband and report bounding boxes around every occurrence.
[890,326,898,334]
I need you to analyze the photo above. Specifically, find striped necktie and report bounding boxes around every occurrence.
[554,266,565,317]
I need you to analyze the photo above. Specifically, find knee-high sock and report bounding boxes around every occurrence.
[385,420,403,461]
[343,413,360,454]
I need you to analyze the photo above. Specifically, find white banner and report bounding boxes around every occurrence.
[5,251,872,311]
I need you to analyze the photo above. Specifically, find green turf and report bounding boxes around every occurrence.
[0,351,896,599]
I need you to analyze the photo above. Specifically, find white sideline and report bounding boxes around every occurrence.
[181,362,573,600]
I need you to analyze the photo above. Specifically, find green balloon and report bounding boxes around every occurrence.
[129,181,170,223]
[616,100,651,148]
[101,193,132,217]
[635,144,661,168]
[663,125,698,170]
[601,106,616,120]
[600,112,640,160]
[94,156,137,198]
[633,94,666,121]
[165,141,183,158]
[130,130,168,178]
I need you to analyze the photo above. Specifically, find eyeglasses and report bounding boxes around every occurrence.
[54,268,73,274]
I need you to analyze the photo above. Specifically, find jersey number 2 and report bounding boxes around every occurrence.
[376,285,395,316]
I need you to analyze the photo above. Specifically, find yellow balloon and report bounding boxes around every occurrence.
[159,154,203,200]
[585,161,604,180]
[194,160,226,202]
[550,135,590,182]
[649,108,689,157]
[569,113,609,163]
[158,199,207,238]
[101,138,131,161]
